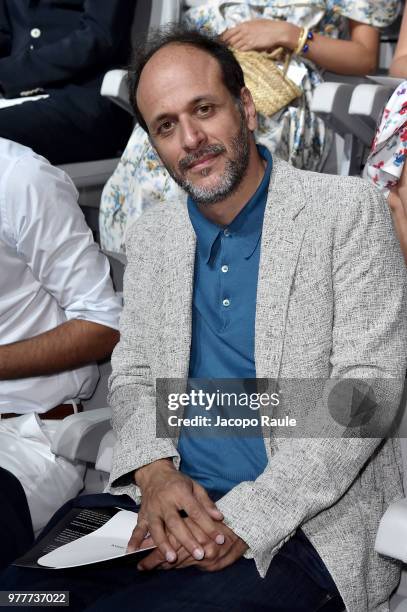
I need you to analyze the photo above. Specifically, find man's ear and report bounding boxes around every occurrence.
[240,87,257,131]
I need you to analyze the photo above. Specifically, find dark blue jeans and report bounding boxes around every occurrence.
[0,493,344,612]
[0,467,34,570]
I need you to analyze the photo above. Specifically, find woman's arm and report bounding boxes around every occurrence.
[221,19,379,75]
[390,8,407,77]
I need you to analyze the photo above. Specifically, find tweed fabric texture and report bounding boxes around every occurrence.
[106,157,407,612]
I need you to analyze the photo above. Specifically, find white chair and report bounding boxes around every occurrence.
[99,69,129,119]
[51,407,112,494]
[310,29,402,176]
[346,77,403,146]
[310,77,373,176]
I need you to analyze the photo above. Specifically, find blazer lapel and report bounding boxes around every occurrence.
[163,197,196,379]
[255,158,307,379]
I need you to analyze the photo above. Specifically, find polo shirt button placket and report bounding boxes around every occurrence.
[221,228,232,324]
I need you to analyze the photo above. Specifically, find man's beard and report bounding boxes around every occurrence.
[166,111,251,206]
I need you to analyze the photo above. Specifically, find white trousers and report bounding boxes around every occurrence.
[0,413,84,534]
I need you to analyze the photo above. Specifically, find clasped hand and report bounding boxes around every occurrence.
[127,460,248,571]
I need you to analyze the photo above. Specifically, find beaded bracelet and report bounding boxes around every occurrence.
[294,27,314,55]
[302,31,314,54]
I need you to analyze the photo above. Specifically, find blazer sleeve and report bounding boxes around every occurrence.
[0,0,134,97]
[215,180,407,577]
[105,218,180,503]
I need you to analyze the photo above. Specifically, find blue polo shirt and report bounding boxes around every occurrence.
[178,145,272,494]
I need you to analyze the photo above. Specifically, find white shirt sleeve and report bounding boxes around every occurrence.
[4,152,122,330]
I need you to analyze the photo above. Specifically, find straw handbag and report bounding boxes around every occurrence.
[232,47,302,117]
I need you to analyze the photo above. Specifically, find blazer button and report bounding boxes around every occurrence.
[30,28,41,38]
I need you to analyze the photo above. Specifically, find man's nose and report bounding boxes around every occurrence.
[180,118,206,151]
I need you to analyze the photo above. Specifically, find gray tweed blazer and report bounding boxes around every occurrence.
[106,157,407,612]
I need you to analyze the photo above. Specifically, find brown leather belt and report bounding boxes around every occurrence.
[1,403,83,420]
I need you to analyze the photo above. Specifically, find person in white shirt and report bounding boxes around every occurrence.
[0,137,122,564]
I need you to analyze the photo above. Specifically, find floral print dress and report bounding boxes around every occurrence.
[100,0,400,253]
[363,81,407,195]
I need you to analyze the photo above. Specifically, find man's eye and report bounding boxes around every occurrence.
[158,121,174,134]
[196,105,212,116]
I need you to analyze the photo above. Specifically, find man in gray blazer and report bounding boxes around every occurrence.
[2,26,407,612]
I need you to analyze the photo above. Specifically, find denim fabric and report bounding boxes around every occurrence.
[0,467,34,570]
[0,493,344,612]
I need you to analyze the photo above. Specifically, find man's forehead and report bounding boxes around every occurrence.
[137,44,225,118]
[140,43,222,82]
